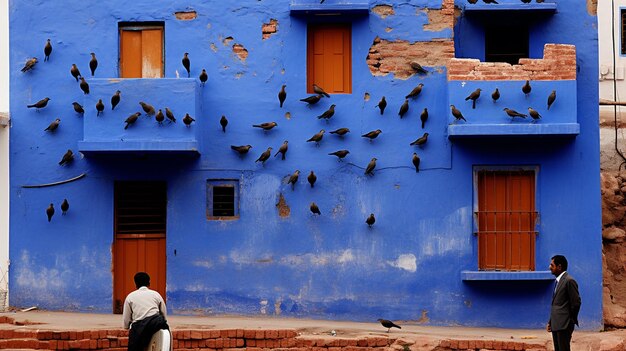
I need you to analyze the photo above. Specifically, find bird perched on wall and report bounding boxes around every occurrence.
[70,64,81,82]
[89,53,98,76]
[182,52,190,77]
[376,96,387,115]
[300,95,322,105]
[253,121,278,131]
[377,319,401,332]
[467,0,478,4]
[503,108,527,120]
[139,102,156,117]
[231,144,252,155]
[72,102,84,115]
[536,0,545,3]
[79,77,90,94]
[155,109,165,124]
[328,149,350,161]
[220,115,228,132]
[491,88,500,102]
[255,147,273,164]
[482,0,498,3]
[44,118,61,132]
[522,80,532,96]
[275,140,288,160]
[410,132,429,147]
[199,69,208,86]
[405,83,424,99]
[313,84,330,98]
[124,112,141,129]
[27,97,50,111]
[362,129,382,141]
[183,113,195,126]
[521,0,531,3]
[96,99,105,116]
[365,157,377,175]
[412,153,421,173]
[528,107,542,122]
[308,171,317,188]
[61,199,69,215]
[465,88,481,109]
[330,128,350,136]
[21,57,38,72]
[420,108,428,129]
[307,130,325,145]
[410,61,428,74]
[317,104,335,121]
[278,85,287,108]
[165,108,176,123]
[287,170,300,189]
[111,91,121,110]
[398,99,409,118]
[44,39,52,62]
[310,202,321,215]
[547,90,557,110]
[366,213,376,227]
[46,203,55,222]
[450,105,466,122]
[58,149,74,166]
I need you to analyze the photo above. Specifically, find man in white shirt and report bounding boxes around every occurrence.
[122,272,169,351]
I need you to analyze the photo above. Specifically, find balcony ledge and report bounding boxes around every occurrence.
[448,123,579,138]
[461,270,554,281]
[462,3,557,14]
[290,0,369,15]
[78,140,199,154]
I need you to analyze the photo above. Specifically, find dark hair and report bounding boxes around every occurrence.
[551,255,568,271]
[134,272,150,288]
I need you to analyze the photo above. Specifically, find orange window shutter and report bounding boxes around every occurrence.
[141,29,163,78]
[307,24,351,94]
[120,30,142,78]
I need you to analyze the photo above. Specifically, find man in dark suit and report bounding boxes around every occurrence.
[547,255,581,351]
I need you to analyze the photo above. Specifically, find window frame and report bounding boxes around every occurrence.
[118,21,165,78]
[484,23,529,65]
[206,179,240,221]
[621,8,626,56]
[306,22,352,95]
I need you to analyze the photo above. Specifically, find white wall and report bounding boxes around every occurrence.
[599,0,626,110]
[0,0,9,310]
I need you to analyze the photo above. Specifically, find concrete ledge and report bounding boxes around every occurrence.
[461,270,554,281]
[448,123,580,137]
[290,0,369,15]
[78,141,199,154]
[462,3,557,14]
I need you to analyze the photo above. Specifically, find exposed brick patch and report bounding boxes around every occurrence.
[367,37,454,79]
[588,0,597,16]
[262,19,278,40]
[223,36,234,46]
[276,193,290,218]
[174,11,197,20]
[421,9,452,32]
[372,4,394,18]
[448,44,576,81]
[232,43,249,62]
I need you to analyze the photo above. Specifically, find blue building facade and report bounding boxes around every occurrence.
[9,0,602,329]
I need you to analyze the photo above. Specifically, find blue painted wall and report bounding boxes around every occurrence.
[9,0,602,329]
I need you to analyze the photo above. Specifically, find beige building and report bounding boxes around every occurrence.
[1,0,9,312]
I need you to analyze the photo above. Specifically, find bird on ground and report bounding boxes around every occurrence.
[310,202,321,215]
[275,140,289,160]
[96,99,105,116]
[366,213,376,227]
[61,199,69,215]
[410,61,428,74]
[255,147,273,164]
[308,171,317,188]
[547,90,557,110]
[317,104,335,121]
[89,53,98,76]
[58,149,74,166]
[124,112,141,129]
[111,91,121,110]
[365,157,377,175]
[287,170,300,189]
[450,105,466,122]
[362,129,382,141]
[72,102,84,115]
[330,128,350,136]
[44,118,61,132]
[231,145,252,155]
[79,77,90,94]
[503,108,527,119]
[492,88,500,102]
[46,204,55,222]
[405,83,424,99]
[376,96,387,115]
[412,153,421,173]
[313,84,330,98]
[165,108,176,123]
[21,57,38,72]
[278,85,287,108]
[220,115,228,132]
[528,107,542,122]
[465,88,481,109]
[155,109,165,124]
[328,150,350,160]
[307,129,325,144]
[410,132,429,147]
[139,102,156,117]
[253,122,278,131]
[44,39,52,62]
[377,319,401,332]
[420,108,428,129]
[398,99,409,118]
[199,69,208,86]
[182,52,190,77]
[27,97,51,110]
[300,95,323,105]
[183,113,195,126]
[70,64,81,82]
[522,80,531,96]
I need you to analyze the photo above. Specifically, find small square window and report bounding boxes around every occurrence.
[485,25,529,65]
[206,179,240,220]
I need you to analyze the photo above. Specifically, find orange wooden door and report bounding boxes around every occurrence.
[307,24,351,94]
[120,26,164,78]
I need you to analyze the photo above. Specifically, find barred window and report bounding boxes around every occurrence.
[206,179,240,220]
